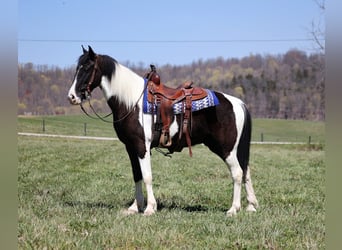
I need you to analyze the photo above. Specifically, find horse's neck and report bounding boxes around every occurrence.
[105,63,145,109]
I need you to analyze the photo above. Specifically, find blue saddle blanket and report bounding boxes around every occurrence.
[143,82,220,114]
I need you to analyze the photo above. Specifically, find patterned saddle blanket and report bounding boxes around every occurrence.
[143,82,219,114]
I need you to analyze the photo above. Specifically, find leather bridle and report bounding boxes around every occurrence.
[84,56,100,98]
[79,55,115,123]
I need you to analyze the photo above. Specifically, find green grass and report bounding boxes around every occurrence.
[17,115,116,137]
[18,133,325,249]
[252,119,325,143]
[18,115,325,143]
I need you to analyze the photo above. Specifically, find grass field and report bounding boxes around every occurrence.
[18,116,325,249]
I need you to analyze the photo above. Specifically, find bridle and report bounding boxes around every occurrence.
[83,55,100,99]
[79,55,114,123]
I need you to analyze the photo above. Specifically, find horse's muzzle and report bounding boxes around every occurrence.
[68,93,81,105]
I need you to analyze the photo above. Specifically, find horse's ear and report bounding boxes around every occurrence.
[88,45,96,60]
[82,45,87,54]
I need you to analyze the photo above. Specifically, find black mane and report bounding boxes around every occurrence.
[78,53,117,82]
[98,55,117,81]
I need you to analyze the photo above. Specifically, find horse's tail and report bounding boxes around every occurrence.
[237,104,252,183]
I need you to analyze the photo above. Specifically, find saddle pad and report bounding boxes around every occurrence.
[143,81,220,114]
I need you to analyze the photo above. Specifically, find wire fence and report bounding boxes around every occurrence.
[18,116,324,145]
[17,116,115,138]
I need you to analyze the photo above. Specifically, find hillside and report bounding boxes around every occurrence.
[18,49,324,120]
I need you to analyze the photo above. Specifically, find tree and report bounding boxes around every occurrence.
[17,50,325,120]
[310,0,325,52]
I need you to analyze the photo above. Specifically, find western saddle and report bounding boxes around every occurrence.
[145,65,208,156]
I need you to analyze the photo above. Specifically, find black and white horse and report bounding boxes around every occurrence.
[67,46,258,216]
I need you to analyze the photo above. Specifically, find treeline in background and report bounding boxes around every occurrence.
[18,49,324,121]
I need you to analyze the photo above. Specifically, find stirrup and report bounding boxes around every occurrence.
[160,132,172,147]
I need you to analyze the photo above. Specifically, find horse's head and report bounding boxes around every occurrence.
[68,46,102,105]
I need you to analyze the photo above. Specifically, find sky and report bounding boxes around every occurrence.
[18,0,324,68]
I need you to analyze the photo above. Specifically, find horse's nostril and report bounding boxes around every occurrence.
[68,94,75,101]
[68,94,76,104]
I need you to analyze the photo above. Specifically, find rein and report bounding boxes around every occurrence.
[80,99,113,123]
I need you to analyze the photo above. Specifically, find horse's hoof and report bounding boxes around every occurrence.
[122,208,139,216]
[143,204,157,216]
[246,204,257,212]
[143,208,155,216]
[226,207,239,217]
[226,211,236,217]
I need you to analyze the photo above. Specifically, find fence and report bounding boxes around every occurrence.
[18,117,324,145]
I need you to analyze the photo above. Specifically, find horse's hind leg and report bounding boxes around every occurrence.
[244,167,258,212]
[225,153,258,216]
[225,153,243,216]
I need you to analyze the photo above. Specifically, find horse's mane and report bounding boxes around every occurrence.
[98,55,117,81]
[82,55,142,109]
[77,53,118,81]
[111,62,145,109]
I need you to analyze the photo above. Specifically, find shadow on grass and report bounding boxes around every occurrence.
[62,199,218,213]
[156,199,210,213]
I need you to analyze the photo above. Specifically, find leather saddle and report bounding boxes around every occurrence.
[145,65,208,157]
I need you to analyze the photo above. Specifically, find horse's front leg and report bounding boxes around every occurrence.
[139,150,157,216]
[125,146,145,214]
[125,180,144,214]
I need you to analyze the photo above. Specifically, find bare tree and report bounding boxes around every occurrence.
[310,0,325,52]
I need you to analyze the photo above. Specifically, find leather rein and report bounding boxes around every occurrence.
[80,56,148,124]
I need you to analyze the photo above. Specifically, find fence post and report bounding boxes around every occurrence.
[308,135,311,145]
[84,123,87,136]
[42,119,45,133]
[261,133,264,142]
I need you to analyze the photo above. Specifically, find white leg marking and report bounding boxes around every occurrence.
[137,111,157,216]
[226,152,243,216]
[245,168,258,212]
[139,151,157,216]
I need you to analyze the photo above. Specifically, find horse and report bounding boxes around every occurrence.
[67,46,258,216]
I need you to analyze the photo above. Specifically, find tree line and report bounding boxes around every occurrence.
[18,49,325,120]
